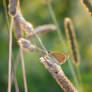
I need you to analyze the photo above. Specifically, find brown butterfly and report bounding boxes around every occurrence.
[48,51,69,65]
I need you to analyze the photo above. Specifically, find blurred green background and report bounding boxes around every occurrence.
[0,0,92,92]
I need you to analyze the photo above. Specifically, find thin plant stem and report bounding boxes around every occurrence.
[47,2,66,51]
[19,47,28,92]
[25,24,56,39]
[14,51,20,71]
[68,59,81,92]
[47,2,81,92]
[11,51,20,92]
[76,66,83,92]
[11,51,20,86]
[11,61,19,92]
[8,17,14,92]
[33,31,48,55]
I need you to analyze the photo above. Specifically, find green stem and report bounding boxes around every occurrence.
[47,2,81,92]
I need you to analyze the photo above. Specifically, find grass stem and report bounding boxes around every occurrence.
[47,2,81,91]
[8,17,14,92]
[19,47,28,92]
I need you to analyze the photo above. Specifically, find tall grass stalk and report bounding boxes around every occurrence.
[64,18,80,65]
[64,17,83,92]
[76,65,83,92]
[47,2,81,91]
[47,3,66,51]
[19,47,28,92]
[11,61,19,92]
[11,53,20,92]
[68,59,82,92]
[8,17,14,92]
[33,31,48,55]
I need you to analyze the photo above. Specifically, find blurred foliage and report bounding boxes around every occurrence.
[0,0,92,92]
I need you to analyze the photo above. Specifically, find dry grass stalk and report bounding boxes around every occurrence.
[14,16,23,39]
[11,62,19,92]
[64,18,80,65]
[19,47,28,92]
[8,17,14,92]
[81,0,92,14]
[14,10,33,33]
[8,0,19,92]
[14,16,29,92]
[14,6,50,56]
[9,0,29,91]
[18,38,45,54]
[14,9,53,56]
[9,0,19,16]
[14,9,28,92]
[40,56,77,92]
[18,38,36,52]
[25,24,56,39]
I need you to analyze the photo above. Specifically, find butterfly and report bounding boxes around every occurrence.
[48,51,69,65]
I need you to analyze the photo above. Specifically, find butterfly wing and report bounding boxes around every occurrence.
[52,52,69,64]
